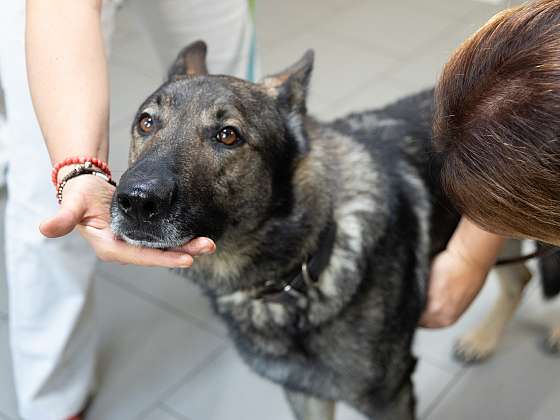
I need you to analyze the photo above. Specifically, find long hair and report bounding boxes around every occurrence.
[434,0,560,243]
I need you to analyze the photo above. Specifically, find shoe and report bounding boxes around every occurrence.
[65,395,92,420]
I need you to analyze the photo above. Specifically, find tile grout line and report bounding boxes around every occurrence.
[158,403,191,420]
[311,0,476,66]
[311,4,487,117]
[417,353,462,375]
[100,274,226,339]
[346,0,499,84]
[312,73,416,120]
[134,344,229,420]
[420,367,468,420]
[316,2,507,120]
[255,0,369,52]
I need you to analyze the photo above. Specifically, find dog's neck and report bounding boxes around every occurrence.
[245,214,337,304]
[190,122,335,295]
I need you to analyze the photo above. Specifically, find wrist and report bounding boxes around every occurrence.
[56,163,116,204]
[447,218,506,272]
[52,156,112,186]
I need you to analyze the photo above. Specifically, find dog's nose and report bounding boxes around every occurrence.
[116,178,176,223]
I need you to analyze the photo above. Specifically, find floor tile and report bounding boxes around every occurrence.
[427,338,560,420]
[314,2,459,60]
[255,0,364,50]
[399,0,482,19]
[313,77,416,121]
[0,320,18,420]
[166,347,456,420]
[262,31,399,113]
[336,359,457,420]
[391,2,511,90]
[142,406,188,420]
[96,262,226,337]
[86,278,225,420]
[165,347,294,420]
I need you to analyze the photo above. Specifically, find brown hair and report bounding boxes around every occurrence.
[434,0,560,243]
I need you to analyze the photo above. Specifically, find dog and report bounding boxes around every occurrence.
[109,40,552,419]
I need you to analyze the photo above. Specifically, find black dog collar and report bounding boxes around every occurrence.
[252,221,338,305]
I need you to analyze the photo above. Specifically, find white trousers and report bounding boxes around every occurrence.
[0,1,257,419]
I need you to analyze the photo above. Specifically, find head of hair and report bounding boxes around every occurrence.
[434,0,560,243]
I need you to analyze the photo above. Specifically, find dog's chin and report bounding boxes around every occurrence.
[119,234,193,249]
[119,233,194,249]
[113,224,193,249]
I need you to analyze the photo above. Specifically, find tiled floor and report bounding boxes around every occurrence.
[2,1,560,419]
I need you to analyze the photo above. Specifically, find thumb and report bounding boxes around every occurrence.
[39,197,87,238]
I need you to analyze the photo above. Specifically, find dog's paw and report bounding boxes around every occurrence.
[540,328,560,356]
[453,333,498,364]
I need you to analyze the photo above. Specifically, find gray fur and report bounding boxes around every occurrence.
[111,41,460,419]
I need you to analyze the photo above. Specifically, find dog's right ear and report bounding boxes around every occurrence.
[262,50,314,115]
[167,40,208,81]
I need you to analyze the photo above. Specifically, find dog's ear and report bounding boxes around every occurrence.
[262,50,314,153]
[167,40,209,81]
[262,50,314,114]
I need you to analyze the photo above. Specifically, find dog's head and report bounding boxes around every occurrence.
[111,41,314,248]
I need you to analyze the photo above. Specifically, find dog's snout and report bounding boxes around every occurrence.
[116,178,176,223]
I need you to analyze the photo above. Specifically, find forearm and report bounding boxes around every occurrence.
[448,217,506,270]
[26,0,109,164]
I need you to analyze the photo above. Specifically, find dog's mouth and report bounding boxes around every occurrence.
[117,229,194,249]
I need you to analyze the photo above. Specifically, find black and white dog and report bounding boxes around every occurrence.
[110,40,462,420]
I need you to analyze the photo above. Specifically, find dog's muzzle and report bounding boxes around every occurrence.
[116,176,176,224]
[110,160,185,248]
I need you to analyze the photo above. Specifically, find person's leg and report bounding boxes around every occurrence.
[0,1,116,418]
[0,84,9,187]
[134,0,260,81]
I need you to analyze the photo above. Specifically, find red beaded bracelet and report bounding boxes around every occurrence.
[51,156,112,187]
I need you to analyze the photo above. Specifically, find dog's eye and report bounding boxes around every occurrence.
[216,127,240,146]
[138,113,155,135]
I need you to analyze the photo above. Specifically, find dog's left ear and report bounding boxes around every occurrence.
[262,50,314,114]
[167,40,208,81]
[262,50,314,152]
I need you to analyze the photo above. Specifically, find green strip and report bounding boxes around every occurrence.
[249,0,256,18]
[247,0,257,82]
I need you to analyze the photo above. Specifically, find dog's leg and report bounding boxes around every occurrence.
[543,327,560,354]
[351,382,415,420]
[535,248,560,355]
[454,241,531,363]
[284,389,335,420]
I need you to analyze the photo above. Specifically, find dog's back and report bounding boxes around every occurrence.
[331,89,460,257]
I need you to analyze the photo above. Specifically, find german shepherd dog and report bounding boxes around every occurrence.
[109,41,551,419]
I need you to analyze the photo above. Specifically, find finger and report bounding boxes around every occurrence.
[111,244,195,268]
[80,226,194,268]
[171,237,216,256]
[39,199,86,238]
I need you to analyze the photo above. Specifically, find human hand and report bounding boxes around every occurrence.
[39,173,215,268]
[419,247,490,328]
